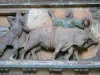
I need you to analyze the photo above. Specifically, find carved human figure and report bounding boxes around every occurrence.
[0,12,24,60]
[48,9,89,29]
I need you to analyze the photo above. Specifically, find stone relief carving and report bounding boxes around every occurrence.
[21,26,98,60]
[81,7,100,61]
[0,8,99,61]
[48,8,89,29]
[0,12,25,60]
[90,7,100,42]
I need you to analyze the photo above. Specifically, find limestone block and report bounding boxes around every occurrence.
[26,8,53,31]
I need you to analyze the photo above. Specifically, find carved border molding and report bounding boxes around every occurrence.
[0,60,99,68]
[0,1,99,69]
[0,1,100,8]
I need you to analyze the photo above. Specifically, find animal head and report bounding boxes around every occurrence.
[82,18,98,46]
[75,29,98,47]
[82,29,98,49]
[75,30,88,46]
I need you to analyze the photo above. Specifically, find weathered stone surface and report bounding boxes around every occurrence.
[0,8,98,61]
[81,44,100,60]
[37,51,53,60]
[0,16,10,27]
[52,8,67,18]
[26,8,53,31]
[80,45,97,59]
[51,8,91,20]
[72,8,90,20]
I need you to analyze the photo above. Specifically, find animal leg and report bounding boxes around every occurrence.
[21,46,31,60]
[25,46,41,60]
[21,49,28,59]
[73,50,80,60]
[65,47,74,60]
[0,43,7,57]
[31,46,41,60]
[52,43,64,60]
[26,52,31,59]
[21,39,39,59]
[60,44,73,60]
[9,39,18,60]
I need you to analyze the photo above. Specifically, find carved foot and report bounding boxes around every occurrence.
[31,51,38,60]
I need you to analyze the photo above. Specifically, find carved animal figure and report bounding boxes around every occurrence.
[0,12,24,60]
[21,26,97,60]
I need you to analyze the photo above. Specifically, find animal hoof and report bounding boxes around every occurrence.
[20,57,24,60]
[51,57,55,60]
[9,56,16,61]
[65,58,69,61]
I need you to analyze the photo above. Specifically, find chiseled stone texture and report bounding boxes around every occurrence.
[0,8,97,61]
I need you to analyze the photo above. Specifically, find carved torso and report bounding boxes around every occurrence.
[31,26,88,50]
